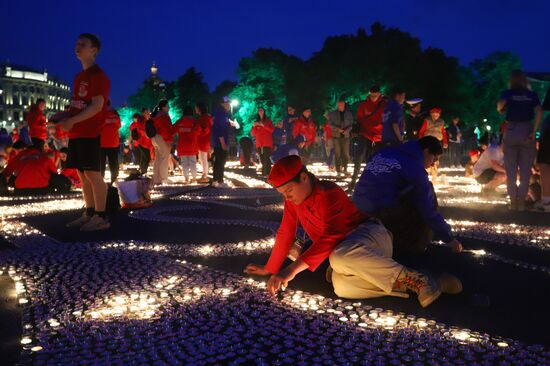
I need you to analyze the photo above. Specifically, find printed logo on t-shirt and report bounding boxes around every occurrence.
[78,82,89,98]
[366,154,402,176]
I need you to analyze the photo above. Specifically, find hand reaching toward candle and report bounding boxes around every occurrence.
[447,239,463,253]
[243,264,270,276]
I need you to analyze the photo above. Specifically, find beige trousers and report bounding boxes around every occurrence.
[329,219,408,299]
[152,135,171,184]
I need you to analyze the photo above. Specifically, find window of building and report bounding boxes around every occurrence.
[13,96,19,106]
[22,96,28,106]
[13,111,19,121]
[21,86,27,92]
[30,86,34,93]
[13,85,18,92]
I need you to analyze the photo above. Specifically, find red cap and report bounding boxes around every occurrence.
[468,149,480,157]
[430,107,442,114]
[268,155,304,188]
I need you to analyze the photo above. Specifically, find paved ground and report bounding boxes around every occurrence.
[1,166,549,365]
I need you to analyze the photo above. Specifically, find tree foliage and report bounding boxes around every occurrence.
[121,22,525,137]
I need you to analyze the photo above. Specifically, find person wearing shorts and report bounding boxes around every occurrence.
[59,33,111,231]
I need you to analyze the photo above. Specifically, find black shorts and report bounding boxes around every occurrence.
[475,169,497,184]
[66,137,101,172]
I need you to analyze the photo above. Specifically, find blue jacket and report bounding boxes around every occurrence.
[352,141,453,242]
[271,142,299,163]
[211,107,230,149]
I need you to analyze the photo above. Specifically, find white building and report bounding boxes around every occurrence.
[0,64,71,130]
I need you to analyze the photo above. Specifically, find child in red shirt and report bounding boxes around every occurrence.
[174,107,199,183]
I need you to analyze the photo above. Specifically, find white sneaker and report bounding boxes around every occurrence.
[66,213,91,228]
[217,182,230,188]
[211,181,220,188]
[80,215,111,232]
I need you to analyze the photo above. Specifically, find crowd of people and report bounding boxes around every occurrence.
[0,32,547,309]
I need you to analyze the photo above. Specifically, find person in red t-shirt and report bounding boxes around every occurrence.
[244,155,447,308]
[195,102,212,183]
[100,101,121,183]
[293,108,316,164]
[174,106,200,183]
[26,98,48,151]
[351,85,387,189]
[251,107,275,176]
[58,33,111,231]
[129,108,153,175]
[151,99,175,185]
[1,147,71,195]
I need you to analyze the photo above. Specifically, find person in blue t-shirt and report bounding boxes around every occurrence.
[211,97,232,187]
[353,136,463,255]
[497,70,543,210]
[381,86,406,146]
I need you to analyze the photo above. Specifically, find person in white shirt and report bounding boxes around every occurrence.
[473,143,506,193]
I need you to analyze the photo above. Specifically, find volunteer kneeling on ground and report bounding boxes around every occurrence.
[244,155,457,307]
[1,146,71,195]
[352,136,463,256]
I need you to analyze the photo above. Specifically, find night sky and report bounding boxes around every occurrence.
[2,0,548,106]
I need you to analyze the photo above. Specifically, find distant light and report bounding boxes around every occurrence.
[230,99,239,107]
[486,125,492,131]
[483,118,487,122]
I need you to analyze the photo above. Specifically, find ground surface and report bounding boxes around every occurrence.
[0,164,549,365]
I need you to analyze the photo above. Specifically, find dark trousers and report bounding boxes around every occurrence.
[376,184,439,256]
[31,137,45,151]
[100,147,120,183]
[137,145,151,174]
[448,142,462,167]
[333,138,350,173]
[259,146,273,175]
[350,136,381,189]
[213,147,227,183]
[133,145,142,164]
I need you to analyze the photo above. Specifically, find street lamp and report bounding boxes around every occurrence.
[230,99,239,114]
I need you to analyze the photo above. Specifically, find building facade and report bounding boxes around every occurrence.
[0,64,71,130]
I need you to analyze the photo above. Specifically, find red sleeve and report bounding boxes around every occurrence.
[89,71,110,102]
[357,102,366,123]
[202,116,212,136]
[418,120,428,138]
[264,201,299,274]
[251,125,258,137]
[264,119,275,133]
[442,126,448,145]
[299,191,349,271]
[3,155,21,178]
[46,157,58,174]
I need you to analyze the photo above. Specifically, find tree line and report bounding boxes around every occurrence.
[118,22,522,140]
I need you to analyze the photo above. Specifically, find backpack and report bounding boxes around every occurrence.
[106,185,121,214]
[145,118,157,138]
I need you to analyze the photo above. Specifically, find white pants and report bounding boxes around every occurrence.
[329,219,407,299]
[152,135,171,184]
[180,155,197,180]
[199,150,209,177]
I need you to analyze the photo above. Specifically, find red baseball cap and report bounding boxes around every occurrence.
[268,155,304,188]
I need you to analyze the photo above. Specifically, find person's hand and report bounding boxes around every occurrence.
[267,267,296,295]
[59,119,74,132]
[447,239,463,253]
[443,144,448,149]
[243,264,270,276]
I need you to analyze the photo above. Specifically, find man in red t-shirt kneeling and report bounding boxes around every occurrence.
[244,155,454,308]
[1,146,71,195]
[58,33,111,231]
